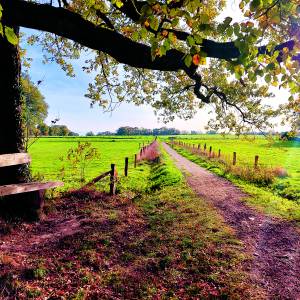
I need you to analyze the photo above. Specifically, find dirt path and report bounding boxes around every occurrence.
[163,143,300,300]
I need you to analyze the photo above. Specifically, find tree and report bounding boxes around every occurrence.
[68,131,79,136]
[86,131,95,136]
[1,0,300,216]
[48,125,71,136]
[22,75,48,150]
[37,123,49,136]
[2,0,299,128]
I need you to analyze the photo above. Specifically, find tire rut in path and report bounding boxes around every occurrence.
[163,143,300,300]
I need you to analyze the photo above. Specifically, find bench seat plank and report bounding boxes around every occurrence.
[0,153,31,167]
[0,181,64,197]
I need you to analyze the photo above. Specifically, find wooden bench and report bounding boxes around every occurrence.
[0,153,63,218]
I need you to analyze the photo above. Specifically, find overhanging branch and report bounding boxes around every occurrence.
[3,0,299,101]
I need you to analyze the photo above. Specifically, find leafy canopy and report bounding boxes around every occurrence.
[12,0,300,132]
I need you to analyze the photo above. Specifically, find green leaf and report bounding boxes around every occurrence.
[226,26,233,37]
[0,23,3,37]
[115,0,123,8]
[4,26,18,45]
[223,17,233,26]
[264,74,271,83]
[187,36,195,47]
[250,0,261,12]
[132,31,139,41]
[201,13,209,23]
[184,54,192,67]
[233,23,240,36]
[150,17,159,31]
[163,38,170,51]
[140,28,148,39]
[194,35,203,44]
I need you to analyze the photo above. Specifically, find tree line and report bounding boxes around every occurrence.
[116,126,181,136]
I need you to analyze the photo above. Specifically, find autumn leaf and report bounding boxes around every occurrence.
[193,54,200,65]
[144,20,150,28]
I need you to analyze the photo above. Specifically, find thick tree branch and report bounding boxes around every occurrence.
[6,1,298,68]
[3,0,299,103]
[5,0,188,71]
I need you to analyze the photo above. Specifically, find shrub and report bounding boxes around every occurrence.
[60,142,100,183]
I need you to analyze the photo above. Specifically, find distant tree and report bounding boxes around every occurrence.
[68,131,79,136]
[280,131,297,141]
[21,76,48,150]
[206,130,217,135]
[97,131,114,136]
[116,127,131,135]
[48,125,71,136]
[86,131,95,136]
[116,126,181,135]
[191,130,201,135]
[60,125,70,136]
[37,123,49,136]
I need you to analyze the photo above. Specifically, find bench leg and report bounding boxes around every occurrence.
[0,191,44,221]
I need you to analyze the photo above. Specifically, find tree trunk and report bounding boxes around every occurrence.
[0,27,27,183]
[0,23,42,220]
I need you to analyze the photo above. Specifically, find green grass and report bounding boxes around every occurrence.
[172,145,300,222]
[148,145,183,190]
[163,134,300,201]
[135,143,262,298]
[29,136,153,191]
[163,134,300,188]
[1,141,263,299]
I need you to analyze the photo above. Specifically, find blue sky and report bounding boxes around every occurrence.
[22,25,290,134]
[22,29,211,135]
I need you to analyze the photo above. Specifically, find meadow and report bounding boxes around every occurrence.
[165,135,300,190]
[28,134,300,199]
[29,136,153,191]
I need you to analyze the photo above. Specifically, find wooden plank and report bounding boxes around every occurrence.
[84,170,111,187]
[0,153,31,167]
[0,181,64,197]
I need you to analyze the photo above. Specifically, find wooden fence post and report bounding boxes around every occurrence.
[254,155,259,168]
[204,144,206,152]
[209,146,212,157]
[198,144,200,151]
[233,152,237,165]
[218,149,221,158]
[134,154,137,168]
[125,157,129,176]
[110,164,116,195]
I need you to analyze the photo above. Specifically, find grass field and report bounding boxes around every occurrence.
[0,143,259,299]
[163,135,300,199]
[29,136,153,191]
[28,135,300,199]
[163,135,300,184]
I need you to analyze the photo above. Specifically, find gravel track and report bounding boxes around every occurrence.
[163,143,300,300]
